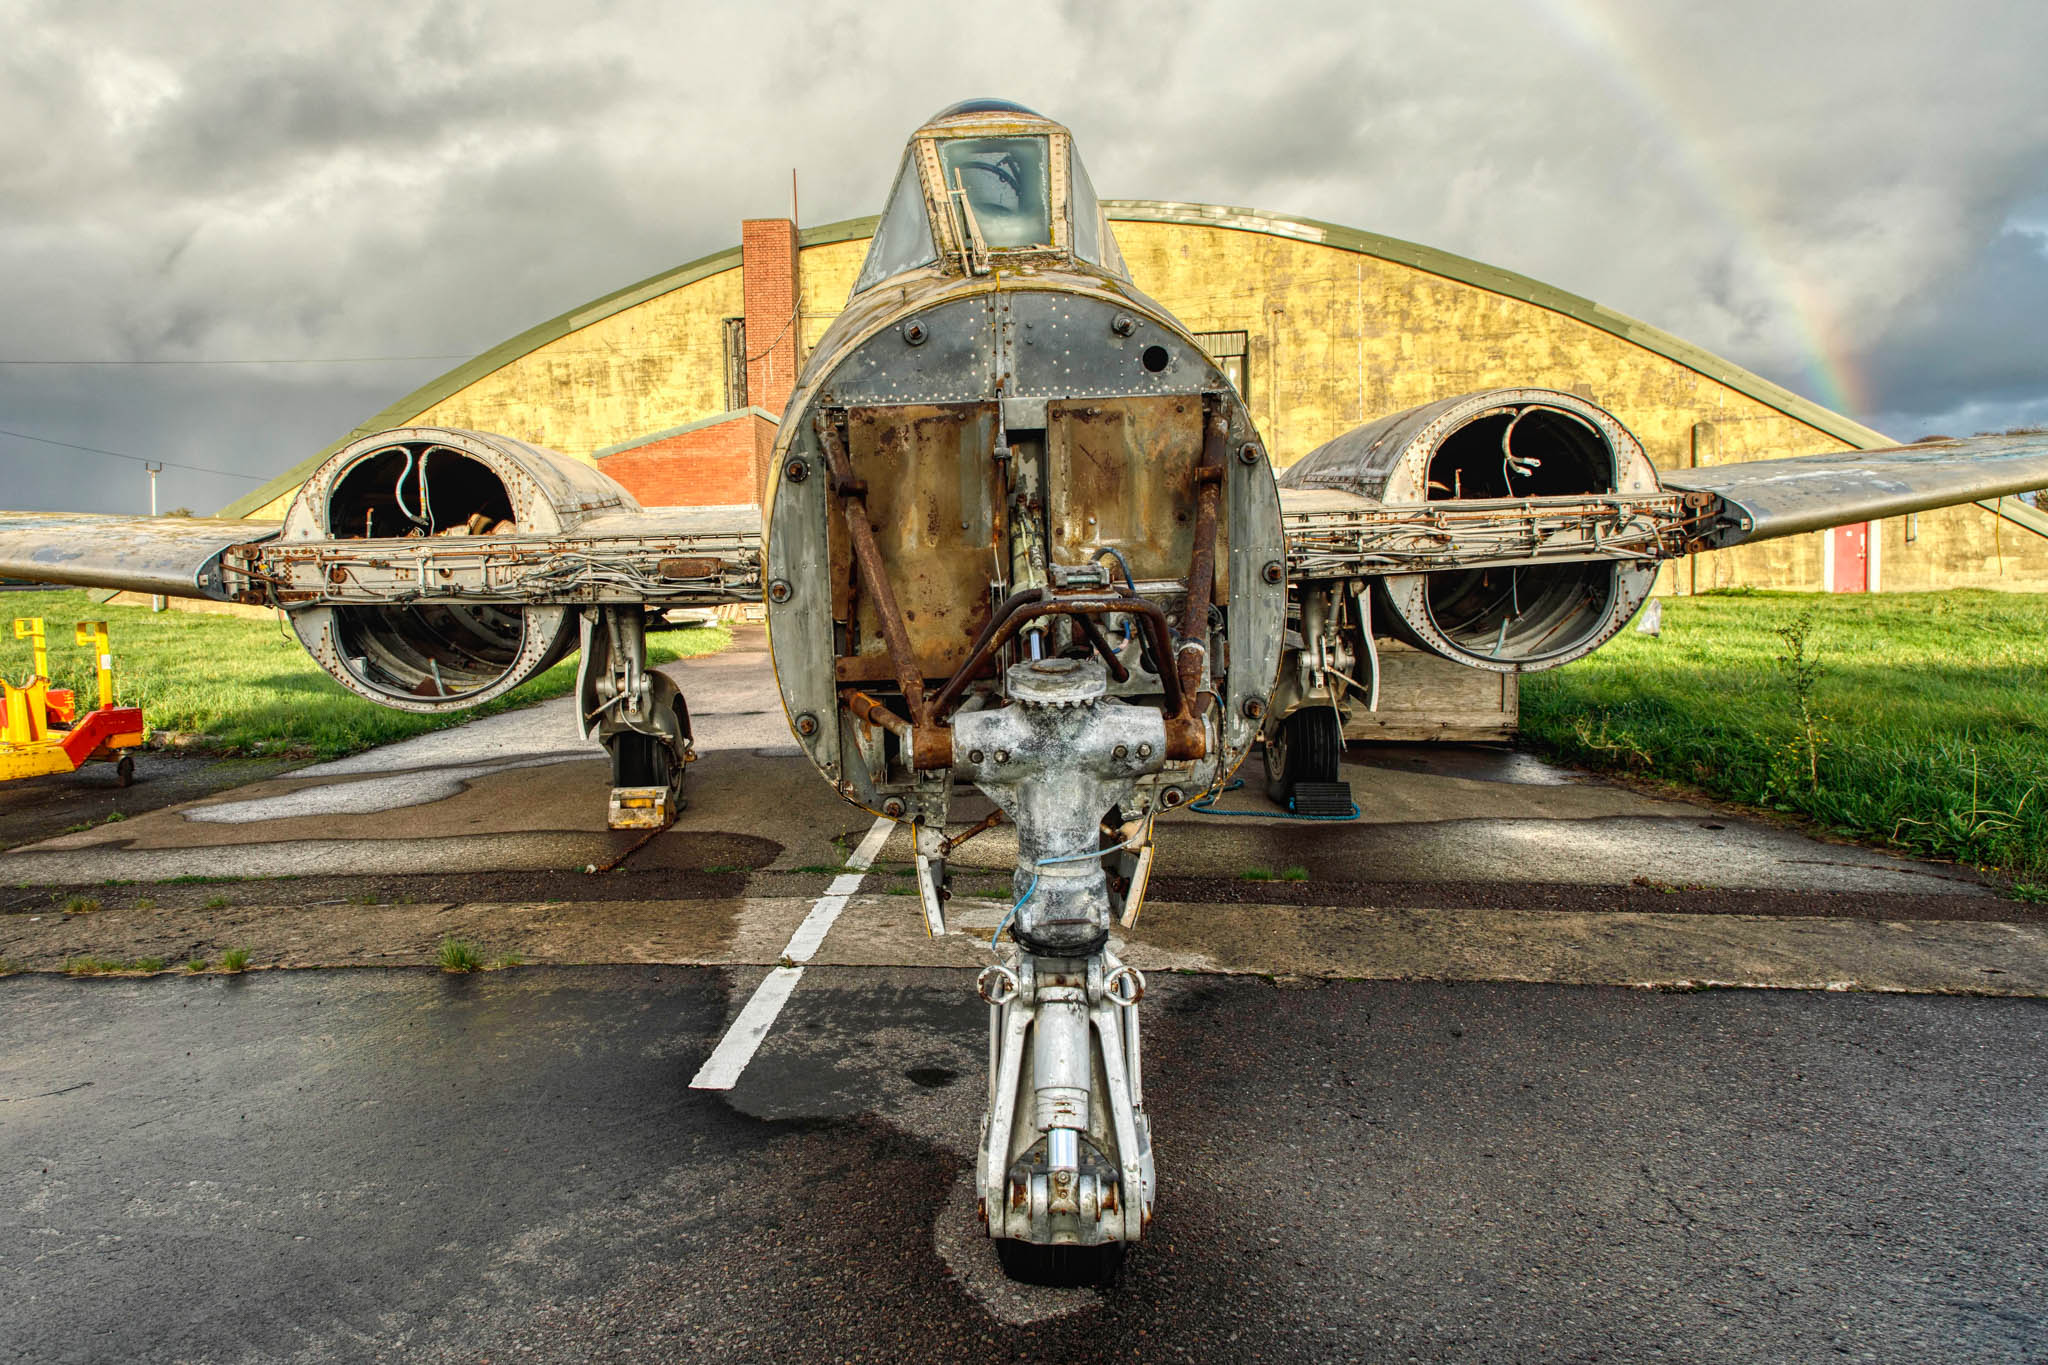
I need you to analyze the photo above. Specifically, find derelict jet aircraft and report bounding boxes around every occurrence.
[5,98,2048,1283]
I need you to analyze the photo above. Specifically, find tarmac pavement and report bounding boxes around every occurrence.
[2,625,2045,1360]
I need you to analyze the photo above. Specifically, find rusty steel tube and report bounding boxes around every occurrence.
[929,590,1186,724]
[844,689,912,739]
[1176,407,1228,701]
[817,416,930,726]
[1072,613,1132,683]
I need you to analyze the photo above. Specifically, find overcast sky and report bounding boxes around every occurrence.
[4,0,2046,514]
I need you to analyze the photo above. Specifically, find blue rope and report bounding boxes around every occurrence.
[1188,778,1360,822]
[990,873,1038,946]
[991,839,1171,945]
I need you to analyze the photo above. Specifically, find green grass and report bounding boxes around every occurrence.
[219,947,250,973]
[1523,591,2048,883]
[1240,867,1274,882]
[201,894,231,911]
[61,895,101,914]
[0,590,732,759]
[437,938,484,972]
[185,957,208,972]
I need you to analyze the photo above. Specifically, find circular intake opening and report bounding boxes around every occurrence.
[1393,400,1643,669]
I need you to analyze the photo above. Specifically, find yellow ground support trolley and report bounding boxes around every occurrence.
[1,618,145,786]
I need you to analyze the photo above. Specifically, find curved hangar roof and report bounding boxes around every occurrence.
[225,199,1898,523]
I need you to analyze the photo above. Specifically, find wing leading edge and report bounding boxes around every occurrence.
[0,511,279,600]
[1664,431,2048,548]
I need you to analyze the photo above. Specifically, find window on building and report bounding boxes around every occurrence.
[723,317,747,411]
[1194,330,1250,401]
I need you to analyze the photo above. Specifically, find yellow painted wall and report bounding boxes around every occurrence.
[254,214,2046,591]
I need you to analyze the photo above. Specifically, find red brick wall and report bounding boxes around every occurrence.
[742,218,800,418]
[596,412,778,507]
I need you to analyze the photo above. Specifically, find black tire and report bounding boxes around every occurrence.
[115,755,135,788]
[993,1238,1126,1287]
[1263,705,1344,805]
[609,732,672,789]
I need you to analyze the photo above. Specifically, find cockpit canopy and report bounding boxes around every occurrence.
[851,99,1128,294]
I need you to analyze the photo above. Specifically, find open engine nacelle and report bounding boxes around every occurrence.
[1281,388,1663,673]
[278,428,640,712]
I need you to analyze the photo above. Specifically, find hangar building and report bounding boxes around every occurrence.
[224,203,2048,596]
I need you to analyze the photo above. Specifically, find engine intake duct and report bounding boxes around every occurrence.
[278,428,638,712]
[1280,388,1663,672]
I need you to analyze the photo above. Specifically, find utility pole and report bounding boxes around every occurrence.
[146,463,164,612]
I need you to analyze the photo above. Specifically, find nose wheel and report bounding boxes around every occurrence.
[994,1237,1126,1287]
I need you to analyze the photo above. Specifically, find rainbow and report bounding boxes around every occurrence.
[1522,0,1869,417]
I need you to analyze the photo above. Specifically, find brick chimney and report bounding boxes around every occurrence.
[741,218,801,419]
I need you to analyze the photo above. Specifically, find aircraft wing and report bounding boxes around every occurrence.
[0,512,279,600]
[0,503,764,608]
[1661,431,2048,548]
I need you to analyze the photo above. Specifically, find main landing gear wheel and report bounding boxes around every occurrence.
[609,730,673,789]
[994,1238,1126,1287]
[1263,704,1343,805]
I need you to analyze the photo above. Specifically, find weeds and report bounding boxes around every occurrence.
[219,947,250,973]
[437,938,484,972]
[1769,607,1829,798]
[2009,883,2048,905]
[1240,867,1274,882]
[1280,866,1310,882]
[132,956,166,972]
[492,952,525,969]
[61,895,101,914]
[134,896,156,911]
[185,957,209,972]
[202,895,230,910]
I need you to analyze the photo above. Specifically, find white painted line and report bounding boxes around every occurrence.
[846,816,894,871]
[688,966,804,1090]
[689,815,894,1091]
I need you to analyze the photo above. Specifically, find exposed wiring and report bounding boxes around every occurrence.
[990,874,1038,946]
[1092,546,1139,595]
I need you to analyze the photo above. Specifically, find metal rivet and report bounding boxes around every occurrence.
[1136,742,1153,759]
[901,320,928,346]
[1160,786,1185,808]
[1262,561,1284,584]
[783,458,809,483]
[994,749,1010,764]
[767,579,793,604]
[968,749,984,764]
[1239,442,1261,465]
[1242,696,1268,720]
[1111,313,1136,337]
[795,713,819,737]
[882,798,906,818]
[1112,744,1129,760]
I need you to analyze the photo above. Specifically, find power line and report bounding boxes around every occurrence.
[0,354,475,366]
[0,426,266,481]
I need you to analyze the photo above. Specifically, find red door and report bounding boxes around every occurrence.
[1831,522,1869,593]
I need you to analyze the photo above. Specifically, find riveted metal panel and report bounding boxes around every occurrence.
[1006,290,1212,400]
[826,404,1001,683]
[764,425,842,780]
[819,295,997,407]
[1045,397,1212,584]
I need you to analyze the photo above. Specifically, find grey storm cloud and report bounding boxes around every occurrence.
[3,0,2046,513]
